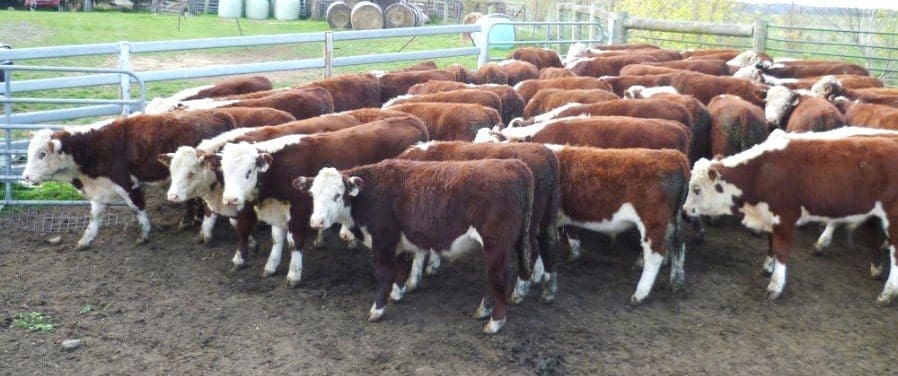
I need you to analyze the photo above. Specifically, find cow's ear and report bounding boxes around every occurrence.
[292,176,314,192]
[346,176,364,197]
[201,153,222,171]
[157,153,174,167]
[707,166,719,181]
[791,95,801,106]
[46,139,61,153]
[256,153,273,172]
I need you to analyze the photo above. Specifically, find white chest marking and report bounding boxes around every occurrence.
[739,201,781,233]
[254,199,291,228]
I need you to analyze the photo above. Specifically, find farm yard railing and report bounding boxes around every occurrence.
[606,12,766,53]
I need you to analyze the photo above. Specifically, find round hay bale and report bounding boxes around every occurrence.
[351,1,383,30]
[326,1,352,29]
[410,4,427,26]
[383,3,415,28]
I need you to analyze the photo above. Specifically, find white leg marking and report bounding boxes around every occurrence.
[199,213,217,243]
[871,262,884,279]
[368,302,385,322]
[287,231,295,250]
[483,317,506,334]
[407,252,425,291]
[472,298,492,319]
[568,238,582,261]
[135,210,151,243]
[76,200,106,250]
[762,256,775,274]
[509,277,531,304]
[631,250,663,305]
[877,246,898,304]
[766,260,787,300]
[389,282,407,301]
[540,272,557,303]
[229,218,238,228]
[814,223,836,253]
[425,250,441,275]
[263,226,286,277]
[669,244,686,291]
[231,249,246,268]
[531,256,545,283]
[286,250,303,287]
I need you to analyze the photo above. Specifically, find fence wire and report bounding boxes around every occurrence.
[0,206,134,234]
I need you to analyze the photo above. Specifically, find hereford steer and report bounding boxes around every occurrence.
[338,108,413,124]
[383,89,503,118]
[707,95,769,157]
[386,102,502,141]
[760,60,870,78]
[396,141,562,303]
[683,128,898,303]
[172,87,336,120]
[299,73,382,111]
[21,111,238,250]
[445,64,475,83]
[619,64,692,77]
[181,76,273,100]
[474,63,508,85]
[549,145,689,305]
[521,88,619,119]
[671,73,769,106]
[509,47,564,70]
[498,59,540,86]
[764,86,846,132]
[208,107,296,127]
[844,102,898,130]
[513,77,613,104]
[653,59,730,76]
[627,87,713,162]
[681,48,739,59]
[538,67,574,79]
[406,81,524,124]
[218,117,428,285]
[377,70,458,103]
[294,159,535,333]
[568,55,660,77]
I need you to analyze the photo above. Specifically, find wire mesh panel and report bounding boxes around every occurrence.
[0,206,134,235]
[626,29,753,51]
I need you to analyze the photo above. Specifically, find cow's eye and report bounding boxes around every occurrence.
[39,152,46,159]
[187,172,195,179]
[245,171,251,179]
[333,193,340,202]
[693,188,701,195]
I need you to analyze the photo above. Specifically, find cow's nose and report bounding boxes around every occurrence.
[168,192,180,202]
[223,197,239,206]
[22,174,31,182]
[310,218,324,229]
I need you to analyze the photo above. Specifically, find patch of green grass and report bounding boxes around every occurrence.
[78,305,92,315]
[11,182,83,201]
[11,312,54,332]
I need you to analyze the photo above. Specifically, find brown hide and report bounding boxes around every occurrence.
[387,102,502,141]
[707,95,769,157]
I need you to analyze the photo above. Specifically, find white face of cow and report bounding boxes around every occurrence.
[809,75,837,98]
[21,129,77,184]
[293,167,362,230]
[683,158,743,218]
[220,142,271,208]
[161,146,216,203]
[764,86,798,127]
[733,65,764,82]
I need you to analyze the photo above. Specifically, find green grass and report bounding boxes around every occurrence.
[11,182,83,201]
[10,312,54,332]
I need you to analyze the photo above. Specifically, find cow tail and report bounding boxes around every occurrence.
[545,168,563,263]
[517,170,535,279]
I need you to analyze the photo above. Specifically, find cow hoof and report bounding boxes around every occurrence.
[368,304,385,322]
[286,278,301,288]
[405,278,419,293]
[875,293,895,307]
[870,264,884,280]
[472,300,492,320]
[231,261,247,271]
[196,235,210,245]
[628,295,644,307]
[262,269,277,278]
[74,242,91,251]
[540,275,558,304]
[509,278,530,305]
[425,257,441,276]
[811,245,825,256]
[765,289,782,301]
[482,317,506,334]
[389,283,406,302]
[669,280,685,293]
[135,236,149,245]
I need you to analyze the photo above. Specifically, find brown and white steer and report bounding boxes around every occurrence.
[811,77,898,108]
[382,89,503,118]
[707,95,769,157]
[619,64,693,77]
[338,108,413,123]
[474,62,508,85]
[169,87,336,120]
[497,59,540,86]
[406,81,525,124]
[205,107,296,127]
[521,88,619,119]
[445,64,476,84]
[651,59,730,76]
[159,114,363,247]
[294,159,535,333]
[764,86,846,132]
[538,67,574,79]
[760,60,870,78]
[548,145,689,305]
[671,73,769,106]
[376,70,458,103]
[218,117,428,285]
[844,102,898,130]
[513,77,613,104]
[683,127,898,303]
[509,47,564,70]
[21,111,237,250]
[299,73,382,111]
[182,76,273,100]
[567,55,660,77]
[396,141,562,303]
[626,86,713,162]
[386,102,502,141]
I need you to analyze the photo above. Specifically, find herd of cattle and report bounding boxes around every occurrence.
[19,42,898,334]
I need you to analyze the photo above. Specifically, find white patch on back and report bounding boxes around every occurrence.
[718,130,791,168]
[542,144,564,152]
[499,115,582,141]
[382,94,412,108]
[532,102,583,123]
[196,127,258,152]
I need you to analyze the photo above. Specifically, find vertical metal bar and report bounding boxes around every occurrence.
[118,41,132,116]
[588,4,596,42]
[478,23,491,67]
[555,4,563,53]
[3,68,12,206]
[323,32,334,78]
[443,0,449,24]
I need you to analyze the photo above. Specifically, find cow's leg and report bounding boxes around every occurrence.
[390,252,412,302]
[766,223,795,300]
[406,251,426,292]
[871,242,886,279]
[197,209,217,244]
[263,226,286,277]
[125,188,150,245]
[178,198,202,231]
[876,216,898,305]
[370,245,397,322]
[630,219,666,306]
[230,208,257,269]
[425,249,441,275]
[762,234,776,276]
[510,229,536,304]
[75,200,106,251]
[537,229,559,303]
[481,241,510,334]
[667,220,686,293]
[287,231,296,250]
[813,223,837,256]
[566,230,582,261]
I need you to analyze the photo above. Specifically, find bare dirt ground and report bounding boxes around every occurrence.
[1,186,897,375]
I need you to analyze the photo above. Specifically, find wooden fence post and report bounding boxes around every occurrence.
[753,19,769,53]
[608,12,628,45]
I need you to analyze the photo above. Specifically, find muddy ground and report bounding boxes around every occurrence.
[1,188,896,375]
